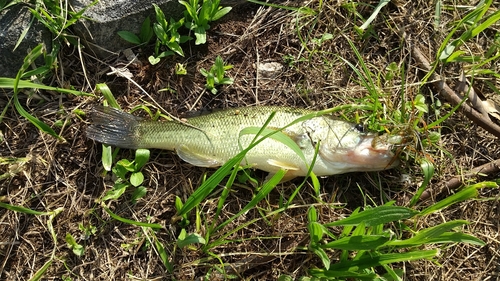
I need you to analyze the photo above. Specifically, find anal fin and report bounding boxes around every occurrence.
[267,159,300,171]
[176,145,221,168]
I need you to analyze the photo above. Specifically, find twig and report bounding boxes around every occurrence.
[420,158,500,201]
[410,45,500,138]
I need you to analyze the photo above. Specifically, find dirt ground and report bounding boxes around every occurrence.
[1,0,499,280]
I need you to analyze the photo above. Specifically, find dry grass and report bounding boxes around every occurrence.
[1,0,499,280]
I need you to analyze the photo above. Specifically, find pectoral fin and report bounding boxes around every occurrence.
[176,145,221,168]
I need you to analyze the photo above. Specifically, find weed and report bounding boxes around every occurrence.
[179,0,232,45]
[29,0,98,46]
[101,148,150,203]
[199,55,233,94]
[118,16,154,46]
[149,3,192,64]
[65,233,84,256]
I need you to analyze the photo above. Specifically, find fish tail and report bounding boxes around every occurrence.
[86,106,142,149]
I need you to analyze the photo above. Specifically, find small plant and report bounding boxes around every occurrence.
[65,233,84,256]
[179,0,232,45]
[102,148,150,203]
[175,62,188,75]
[118,16,154,45]
[199,55,233,94]
[149,3,192,65]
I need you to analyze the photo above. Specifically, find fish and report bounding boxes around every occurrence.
[86,106,398,181]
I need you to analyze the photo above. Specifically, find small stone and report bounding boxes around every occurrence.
[257,62,283,78]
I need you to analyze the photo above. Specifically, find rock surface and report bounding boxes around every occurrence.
[71,0,185,58]
[0,0,243,77]
[0,4,52,78]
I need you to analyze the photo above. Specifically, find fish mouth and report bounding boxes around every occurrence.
[349,135,399,170]
[323,135,399,172]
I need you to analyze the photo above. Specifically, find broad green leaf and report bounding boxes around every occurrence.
[212,6,232,21]
[308,221,324,244]
[321,235,390,250]
[166,41,184,56]
[131,186,147,203]
[117,31,141,44]
[177,232,206,248]
[134,149,150,170]
[130,172,144,187]
[414,94,428,113]
[194,26,207,45]
[175,196,184,212]
[101,144,113,172]
[307,206,318,223]
[112,163,129,180]
[420,232,485,246]
[148,56,161,65]
[325,206,418,227]
[102,182,128,201]
[139,16,153,43]
[116,159,135,172]
[310,244,330,270]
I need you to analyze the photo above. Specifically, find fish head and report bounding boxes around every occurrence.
[303,117,399,173]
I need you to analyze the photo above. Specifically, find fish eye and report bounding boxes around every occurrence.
[354,124,365,133]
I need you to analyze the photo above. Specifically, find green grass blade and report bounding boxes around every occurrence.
[177,154,242,217]
[214,169,286,232]
[0,202,47,215]
[325,206,419,227]
[13,93,63,140]
[96,83,120,109]
[28,259,53,281]
[0,78,92,96]
[102,205,163,229]
[359,0,390,30]
[247,0,316,14]
[239,127,307,163]
[153,235,173,272]
[387,220,471,246]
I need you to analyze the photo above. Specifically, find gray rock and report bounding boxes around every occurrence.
[71,0,186,58]
[0,4,52,78]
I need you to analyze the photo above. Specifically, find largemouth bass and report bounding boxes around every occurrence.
[87,106,398,180]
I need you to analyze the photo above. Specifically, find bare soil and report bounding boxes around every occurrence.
[1,0,499,280]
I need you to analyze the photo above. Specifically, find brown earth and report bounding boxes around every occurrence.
[1,0,499,280]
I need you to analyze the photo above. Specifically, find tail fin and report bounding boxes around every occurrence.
[86,106,142,149]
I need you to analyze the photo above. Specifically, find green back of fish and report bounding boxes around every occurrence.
[135,106,316,164]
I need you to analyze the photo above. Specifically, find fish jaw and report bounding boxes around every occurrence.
[320,134,398,173]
